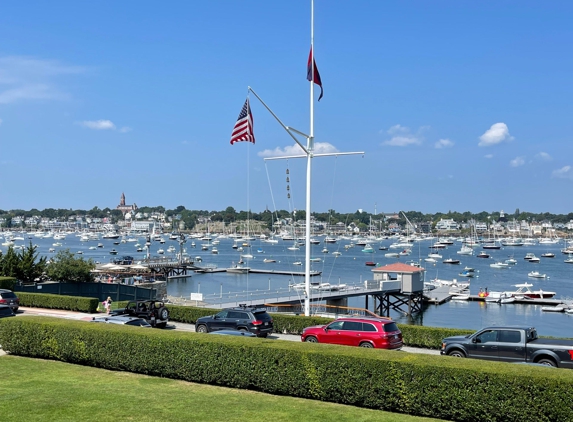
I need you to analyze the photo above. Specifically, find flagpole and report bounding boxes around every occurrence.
[304,0,315,317]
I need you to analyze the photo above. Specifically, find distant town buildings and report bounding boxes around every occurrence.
[116,193,138,215]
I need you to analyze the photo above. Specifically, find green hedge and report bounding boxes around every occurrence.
[1,317,572,422]
[18,293,99,313]
[0,277,17,290]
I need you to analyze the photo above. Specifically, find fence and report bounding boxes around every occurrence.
[14,282,157,302]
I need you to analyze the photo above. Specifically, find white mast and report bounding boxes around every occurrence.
[250,0,364,316]
[304,0,315,317]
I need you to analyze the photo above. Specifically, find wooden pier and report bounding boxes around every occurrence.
[192,267,322,277]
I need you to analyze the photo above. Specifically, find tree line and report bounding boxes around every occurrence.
[2,206,573,232]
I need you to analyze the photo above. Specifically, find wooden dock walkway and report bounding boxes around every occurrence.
[192,267,321,277]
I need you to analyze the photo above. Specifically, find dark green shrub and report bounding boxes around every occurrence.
[18,292,99,313]
[1,316,572,422]
[0,276,17,290]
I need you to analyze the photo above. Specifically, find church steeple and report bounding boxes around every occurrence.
[120,192,126,206]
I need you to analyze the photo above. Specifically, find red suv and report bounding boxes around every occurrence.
[301,316,403,349]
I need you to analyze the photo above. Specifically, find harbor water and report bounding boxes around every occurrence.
[5,233,573,338]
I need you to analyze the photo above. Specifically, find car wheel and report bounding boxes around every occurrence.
[537,358,557,367]
[196,324,208,333]
[448,350,465,358]
[304,336,318,343]
[159,307,169,320]
[359,342,374,348]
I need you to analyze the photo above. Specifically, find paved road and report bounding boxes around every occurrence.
[4,307,439,356]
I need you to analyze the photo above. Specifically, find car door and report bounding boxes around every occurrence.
[496,329,525,362]
[340,321,363,346]
[210,310,230,331]
[321,320,345,345]
[227,311,250,330]
[467,329,499,360]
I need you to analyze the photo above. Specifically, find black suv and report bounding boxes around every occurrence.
[195,305,273,337]
[110,300,169,328]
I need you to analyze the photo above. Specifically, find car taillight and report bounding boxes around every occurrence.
[568,350,573,360]
[252,320,263,326]
[380,332,388,338]
[0,299,6,304]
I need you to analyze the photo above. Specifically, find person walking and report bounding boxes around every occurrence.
[105,296,113,314]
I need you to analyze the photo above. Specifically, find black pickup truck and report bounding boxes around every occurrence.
[441,326,573,368]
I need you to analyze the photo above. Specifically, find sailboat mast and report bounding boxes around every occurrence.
[304,0,315,317]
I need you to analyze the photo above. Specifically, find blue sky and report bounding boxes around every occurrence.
[1,1,573,215]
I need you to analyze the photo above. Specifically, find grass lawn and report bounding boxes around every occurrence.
[0,355,441,422]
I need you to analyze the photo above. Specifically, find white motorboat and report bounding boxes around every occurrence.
[528,271,548,279]
[490,262,509,269]
[541,252,555,258]
[509,283,556,299]
[505,257,517,265]
[385,252,399,258]
[332,251,342,256]
[227,264,250,274]
[457,246,473,255]
[424,258,437,263]
[158,248,165,254]
[263,258,276,263]
[528,256,540,263]
[362,244,374,253]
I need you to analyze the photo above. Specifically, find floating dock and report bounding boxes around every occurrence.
[193,267,321,277]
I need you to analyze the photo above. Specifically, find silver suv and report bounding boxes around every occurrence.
[0,290,19,312]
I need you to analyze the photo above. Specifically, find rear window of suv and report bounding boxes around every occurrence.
[253,311,272,321]
[0,292,17,299]
[382,322,399,333]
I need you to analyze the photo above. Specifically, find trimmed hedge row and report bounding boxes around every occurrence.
[0,277,17,290]
[1,317,572,422]
[18,292,99,313]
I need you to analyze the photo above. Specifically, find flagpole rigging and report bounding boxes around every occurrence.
[243,0,364,317]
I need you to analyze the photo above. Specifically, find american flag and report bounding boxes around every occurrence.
[230,98,255,145]
[307,46,323,101]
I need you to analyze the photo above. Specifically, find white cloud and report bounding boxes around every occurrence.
[478,122,513,147]
[484,154,493,159]
[119,126,132,133]
[80,120,116,130]
[510,156,525,167]
[381,124,426,147]
[552,166,573,180]
[435,139,454,149]
[258,142,338,158]
[535,152,552,161]
[0,56,85,104]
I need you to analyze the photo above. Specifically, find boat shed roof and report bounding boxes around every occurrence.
[371,263,424,273]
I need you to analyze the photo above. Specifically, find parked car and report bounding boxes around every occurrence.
[110,300,169,328]
[195,305,273,337]
[301,316,403,349]
[441,326,573,368]
[91,315,152,327]
[0,289,19,312]
[0,304,15,318]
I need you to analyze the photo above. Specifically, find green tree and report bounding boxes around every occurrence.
[46,250,95,283]
[17,242,47,283]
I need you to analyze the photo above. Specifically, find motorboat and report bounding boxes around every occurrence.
[309,257,321,262]
[322,247,329,253]
[509,283,556,299]
[398,249,411,256]
[524,253,535,260]
[457,246,473,255]
[490,262,509,269]
[477,251,490,258]
[97,243,104,248]
[263,258,276,263]
[528,271,548,279]
[293,261,302,266]
[424,257,437,263]
[505,257,517,265]
[332,251,342,256]
[443,258,461,264]
[541,252,555,258]
[362,244,374,253]
[428,253,442,259]
[227,264,250,274]
[385,252,399,258]
[458,271,475,278]
[565,258,573,264]
[528,256,540,263]
[158,249,165,254]
[109,249,118,255]
[365,261,376,266]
